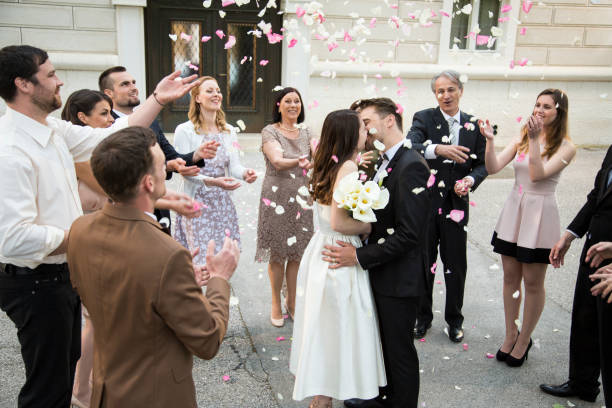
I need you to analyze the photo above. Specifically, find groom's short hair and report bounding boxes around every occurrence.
[352,98,402,132]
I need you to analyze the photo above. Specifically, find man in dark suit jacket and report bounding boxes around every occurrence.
[99,66,218,227]
[540,146,612,405]
[406,70,488,342]
[324,98,431,408]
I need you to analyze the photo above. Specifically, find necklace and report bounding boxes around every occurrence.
[278,123,299,132]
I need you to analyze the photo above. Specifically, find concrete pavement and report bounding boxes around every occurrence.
[0,146,607,408]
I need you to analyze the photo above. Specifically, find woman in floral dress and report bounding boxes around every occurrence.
[173,76,257,264]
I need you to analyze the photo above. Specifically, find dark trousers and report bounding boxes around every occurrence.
[418,209,468,328]
[568,242,612,405]
[0,264,81,408]
[374,294,419,408]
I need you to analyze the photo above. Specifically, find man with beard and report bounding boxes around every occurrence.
[0,45,200,407]
[98,66,218,229]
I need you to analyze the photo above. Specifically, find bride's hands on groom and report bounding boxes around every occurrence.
[322,241,358,269]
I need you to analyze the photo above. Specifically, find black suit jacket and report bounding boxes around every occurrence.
[407,107,487,224]
[110,111,204,180]
[568,145,612,245]
[356,146,432,298]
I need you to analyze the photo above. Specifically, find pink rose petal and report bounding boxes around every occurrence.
[387,167,392,173]
[288,38,298,48]
[222,0,235,6]
[343,31,353,42]
[222,375,231,381]
[516,152,526,162]
[509,60,515,69]
[201,36,212,42]
[469,201,476,207]
[331,155,339,163]
[516,116,522,123]
[463,343,469,351]
[192,201,201,211]
[427,174,436,188]
[501,4,512,12]
[395,103,404,115]
[327,42,339,52]
[431,262,437,274]
[519,27,527,35]
[240,56,248,64]
[518,184,523,194]
[224,35,236,49]
[215,30,225,39]
[440,10,450,17]
[522,0,533,13]
[486,353,495,359]
[276,336,285,341]
[259,59,269,66]
[225,229,231,237]
[449,209,465,223]
[476,35,490,46]
[360,173,368,181]
[180,32,192,41]
[266,32,283,44]
[438,208,442,215]
[262,198,271,206]
[498,16,510,22]
[296,6,306,17]
[369,18,377,28]
[518,58,529,67]
[419,338,426,342]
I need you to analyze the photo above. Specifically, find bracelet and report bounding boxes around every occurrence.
[153,92,166,107]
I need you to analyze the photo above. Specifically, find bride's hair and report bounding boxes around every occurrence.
[310,109,361,205]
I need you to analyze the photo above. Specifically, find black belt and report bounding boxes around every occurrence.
[0,263,69,280]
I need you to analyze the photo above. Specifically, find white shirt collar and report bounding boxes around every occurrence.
[440,109,461,124]
[5,107,54,147]
[144,211,157,221]
[383,139,406,162]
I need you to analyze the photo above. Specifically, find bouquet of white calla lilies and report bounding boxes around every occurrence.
[333,172,389,222]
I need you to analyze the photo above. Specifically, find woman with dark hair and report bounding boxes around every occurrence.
[172,76,256,264]
[255,87,316,327]
[289,109,386,407]
[61,89,113,408]
[481,89,576,367]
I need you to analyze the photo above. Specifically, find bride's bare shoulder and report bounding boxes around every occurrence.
[339,159,358,173]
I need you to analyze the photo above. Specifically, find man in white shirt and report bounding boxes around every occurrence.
[0,44,200,407]
[406,70,488,343]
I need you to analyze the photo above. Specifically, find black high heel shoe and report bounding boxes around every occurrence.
[496,331,519,362]
[506,338,532,367]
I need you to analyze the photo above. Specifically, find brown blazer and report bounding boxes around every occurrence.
[67,203,230,408]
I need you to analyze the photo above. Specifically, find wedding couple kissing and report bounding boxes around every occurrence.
[289,97,432,408]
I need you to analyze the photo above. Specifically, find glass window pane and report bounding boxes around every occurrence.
[449,0,472,49]
[170,21,201,108]
[227,24,256,108]
[476,0,500,50]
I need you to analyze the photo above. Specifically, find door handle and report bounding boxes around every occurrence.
[218,73,227,76]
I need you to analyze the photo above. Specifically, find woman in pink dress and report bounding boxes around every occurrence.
[480,89,576,367]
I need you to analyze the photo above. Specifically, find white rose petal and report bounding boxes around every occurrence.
[454,385,462,390]
[438,181,446,188]
[271,356,279,361]
[512,290,520,299]
[275,205,285,215]
[387,228,395,235]
[377,238,385,244]
[229,296,239,306]
[368,127,378,135]
[272,85,284,91]
[271,185,278,192]
[412,187,425,195]
[287,236,297,246]
[202,0,212,6]
[470,154,477,159]
[298,186,310,196]
[373,139,386,151]
[403,139,412,149]
[236,119,246,131]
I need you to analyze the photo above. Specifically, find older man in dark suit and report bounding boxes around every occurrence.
[540,145,612,406]
[407,70,488,342]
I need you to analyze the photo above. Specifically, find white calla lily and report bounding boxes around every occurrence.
[353,207,377,223]
[372,188,389,209]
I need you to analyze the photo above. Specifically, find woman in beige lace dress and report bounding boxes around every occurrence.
[255,87,315,327]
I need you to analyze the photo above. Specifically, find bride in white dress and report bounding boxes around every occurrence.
[290,109,386,408]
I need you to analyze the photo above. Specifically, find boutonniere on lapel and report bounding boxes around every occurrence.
[333,172,390,222]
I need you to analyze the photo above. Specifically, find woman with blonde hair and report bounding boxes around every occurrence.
[173,76,256,264]
[481,88,576,367]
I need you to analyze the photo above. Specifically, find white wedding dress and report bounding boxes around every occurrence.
[290,202,386,401]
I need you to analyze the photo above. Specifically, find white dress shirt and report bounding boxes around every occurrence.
[0,107,128,268]
[373,140,405,184]
[424,110,461,160]
[173,120,246,198]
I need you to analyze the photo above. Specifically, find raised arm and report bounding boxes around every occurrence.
[528,139,576,182]
[479,119,517,175]
[330,160,371,236]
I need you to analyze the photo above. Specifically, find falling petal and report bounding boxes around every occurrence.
[202,0,212,6]
[236,119,246,131]
[387,228,395,235]
[216,29,225,39]
[373,140,386,151]
[222,375,230,381]
[275,205,285,215]
[271,356,279,361]
[262,198,271,206]
[463,343,469,351]
[486,353,495,359]
[512,290,520,299]
[403,139,412,149]
[169,34,178,42]
[377,238,385,244]
[331,155,339,163]
[501,4,512,12]
[454,385,462,390]
[229,296,239,306]
[276,336,285,341]
[225,229,231,237]
[224,35,236,49]
[469,201,476,207]
[219,10,226,17]
[412,187,425,195]
[427,174,436,188]
[180,32,192,41]
[519,27,527,35]
[522,0,533,13]
[430,262,437,274]
[288,38,298,48]
[287,236,297,246]
[516,116,522,123]
[449,209,465,223]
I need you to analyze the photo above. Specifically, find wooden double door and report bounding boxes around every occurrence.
[145,0,282,133]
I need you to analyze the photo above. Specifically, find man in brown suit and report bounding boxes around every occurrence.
[67,126,239,407]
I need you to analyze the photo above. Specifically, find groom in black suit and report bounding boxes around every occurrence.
[407,70,487,342]
[324,98,431,408]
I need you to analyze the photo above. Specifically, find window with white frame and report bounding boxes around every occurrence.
[449,0,502,51]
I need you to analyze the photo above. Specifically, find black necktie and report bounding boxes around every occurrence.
[375,152,388,170]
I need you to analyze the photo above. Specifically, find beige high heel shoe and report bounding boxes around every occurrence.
[270,310,284,327]
[308,397,332,408]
